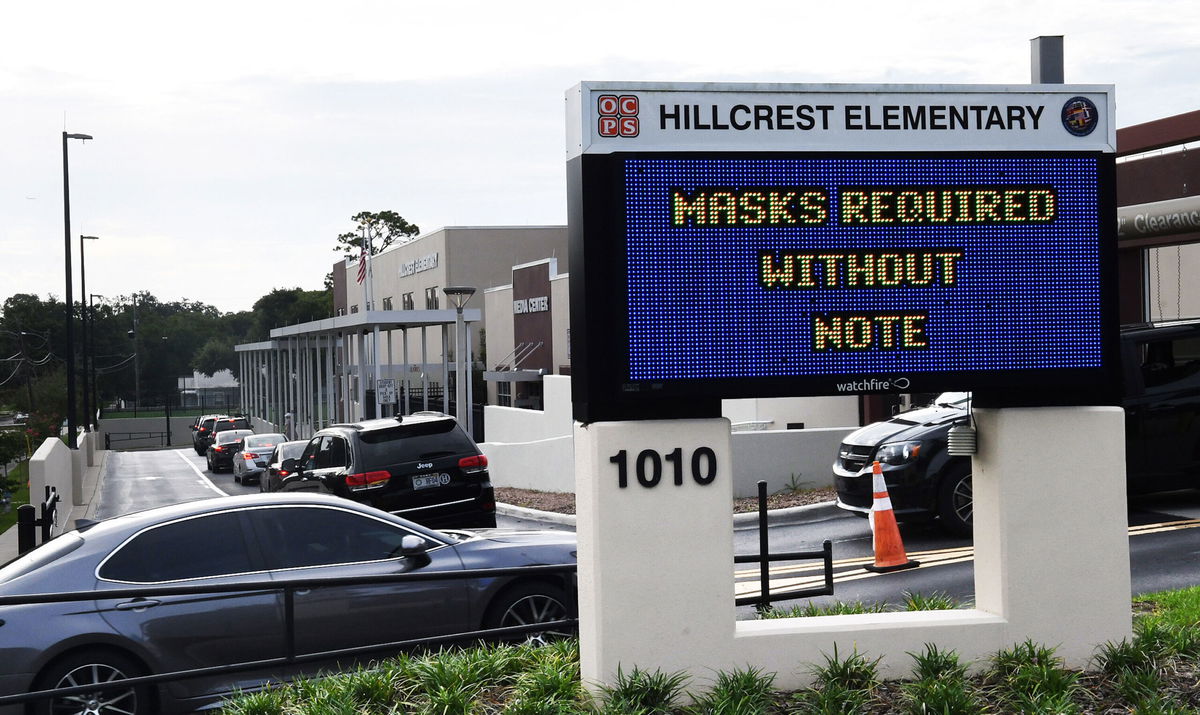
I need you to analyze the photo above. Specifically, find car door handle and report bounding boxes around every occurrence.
[115,598,161,611]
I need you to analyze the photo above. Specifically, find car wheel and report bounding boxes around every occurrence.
[32,648,151,715]
[207,455,215,472]
[937,468,973,537]
[233,472,241,484]
[483,582,574,646]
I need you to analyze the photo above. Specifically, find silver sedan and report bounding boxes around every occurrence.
[232,432,288,485]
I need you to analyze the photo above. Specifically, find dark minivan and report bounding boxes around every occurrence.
[834,318,1200,536]
[288,412,496,529]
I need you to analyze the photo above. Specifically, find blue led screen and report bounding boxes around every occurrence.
[623,155,1104,381]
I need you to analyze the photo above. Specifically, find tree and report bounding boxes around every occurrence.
[192,337,238,379]
[334,211,419,258]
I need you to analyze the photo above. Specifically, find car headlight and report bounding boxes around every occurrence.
[876,440,922,466]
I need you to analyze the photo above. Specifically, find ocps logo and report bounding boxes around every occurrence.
[598,94,640,138]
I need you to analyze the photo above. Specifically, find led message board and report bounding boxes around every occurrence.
[567,83,1118,422]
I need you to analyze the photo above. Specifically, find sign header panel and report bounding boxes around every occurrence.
[567,83,1115,157]
[567,83,1118,423]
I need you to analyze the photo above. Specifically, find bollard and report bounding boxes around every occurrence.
[16,504,35,555]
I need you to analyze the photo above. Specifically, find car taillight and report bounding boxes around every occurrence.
[278,469,290,477]
[199,428,208,434]
[345,470,390,489]
[214,445,226,453]
[243,452,259,460]
[459,455,488,473]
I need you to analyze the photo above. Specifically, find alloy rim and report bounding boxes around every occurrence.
[499,594,570,646]
[52,662,137,715]
[953,475,974,526]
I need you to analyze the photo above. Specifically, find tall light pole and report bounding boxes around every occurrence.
[80,235,99,431]
[161,336,171,446]
[63,131,93,449]
[442,286,476,432]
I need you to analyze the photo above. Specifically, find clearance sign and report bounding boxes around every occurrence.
[566,82,1118,423]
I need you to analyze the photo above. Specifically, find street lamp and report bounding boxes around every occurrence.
[80,235,99,431]
[161,336,171,446]
[442,286,476,432]
[62,131,93,449]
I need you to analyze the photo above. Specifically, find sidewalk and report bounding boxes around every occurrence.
[0,449,108,564]
[496,499,844,528]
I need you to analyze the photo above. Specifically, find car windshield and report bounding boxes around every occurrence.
[934,392,971,408]
[217,430,252,444]
[279,442,307,459]
[244,434,285,449]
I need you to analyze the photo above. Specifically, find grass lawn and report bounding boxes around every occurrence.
[220,589,1200,714]
[0,461,30,534]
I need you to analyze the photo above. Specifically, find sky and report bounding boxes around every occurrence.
[3,1,1198,315]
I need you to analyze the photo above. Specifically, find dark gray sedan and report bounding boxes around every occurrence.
[0,493,576,714]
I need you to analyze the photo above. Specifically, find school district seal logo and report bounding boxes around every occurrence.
[1061,96,1099,137]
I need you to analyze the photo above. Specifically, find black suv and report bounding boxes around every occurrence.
[289,412,496,529]
[191,414,227,455]
[834,319,1200,536]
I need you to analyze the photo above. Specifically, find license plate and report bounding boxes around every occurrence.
[412,473,451,489]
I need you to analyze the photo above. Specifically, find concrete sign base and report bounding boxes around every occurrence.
[575,407,1130,693]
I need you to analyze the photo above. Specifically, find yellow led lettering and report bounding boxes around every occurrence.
[709,192,737,224]
[811,313,931,351]
[1003,190,1026,221]
[975,190,1001,222]
[846,317,873,348]
[924,190,953,223]
[768,192,797,225]
[815,254,844,287]
[672,191,706,226]
[759,254,795,288]
[876,254,903,286]
[953,191,974,222]
[797,190,829,224]
[896,191,923,223]
[841,191,869,224]
[739,192,767,224]
[902,314,928,347]
[844,254,874,286]
[1029,189,1056,221]
[869,191,894,223]
[813,316,843,350]
[794,254,817,287]
[934,251,964,285]
[905,253,935,286]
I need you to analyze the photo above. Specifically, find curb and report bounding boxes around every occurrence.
[496,500,844,529]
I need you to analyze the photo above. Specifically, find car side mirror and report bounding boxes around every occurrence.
[399,535,428,558]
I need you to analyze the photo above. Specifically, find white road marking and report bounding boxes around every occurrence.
[173,449,228,496]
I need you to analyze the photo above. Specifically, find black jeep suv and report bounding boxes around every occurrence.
[289,412,496,529]
[834,318,1200,536]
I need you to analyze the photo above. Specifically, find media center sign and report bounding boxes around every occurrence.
[567,83,1118,423]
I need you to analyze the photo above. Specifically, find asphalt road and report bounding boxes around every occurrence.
[94,446,572,533]
[733,490,1200,617]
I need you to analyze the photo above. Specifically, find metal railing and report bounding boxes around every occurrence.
[104,431,170,449]
[735,480,835,610]
[0,563,578,709]
[16,486,58,555]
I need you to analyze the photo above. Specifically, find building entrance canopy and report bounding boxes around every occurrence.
[234,309,480,441]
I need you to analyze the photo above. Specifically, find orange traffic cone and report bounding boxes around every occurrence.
[864,460,920,573]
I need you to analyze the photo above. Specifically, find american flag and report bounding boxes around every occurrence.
[356,243,367,284]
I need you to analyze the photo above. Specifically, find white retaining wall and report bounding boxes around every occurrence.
[576,407,1132,693]
[29,437,74,518]
[482,376,853,495]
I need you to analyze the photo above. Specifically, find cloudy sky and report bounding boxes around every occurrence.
[3,0,1198,314]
